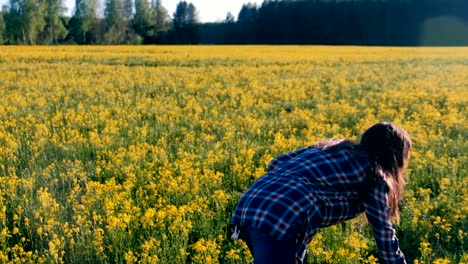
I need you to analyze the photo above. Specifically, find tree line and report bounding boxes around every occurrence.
[209,0,468,46]
[1,0,467,45]
[0,0,198,44]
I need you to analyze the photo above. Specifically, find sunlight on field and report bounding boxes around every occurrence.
[0,46,467,263]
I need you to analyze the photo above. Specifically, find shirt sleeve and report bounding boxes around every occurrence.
[363,178,406,264]
[267,146,314,172]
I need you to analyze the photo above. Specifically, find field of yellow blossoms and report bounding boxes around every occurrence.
[0,46,466,263]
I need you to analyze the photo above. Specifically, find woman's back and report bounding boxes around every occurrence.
[268,144,372,192]
[231,144,373,236]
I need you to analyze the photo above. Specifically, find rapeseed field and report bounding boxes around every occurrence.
[0,46,466,263]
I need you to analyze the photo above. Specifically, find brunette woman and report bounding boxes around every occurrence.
[230,122,411,264]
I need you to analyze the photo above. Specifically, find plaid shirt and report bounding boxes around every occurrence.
[230,145,406,264]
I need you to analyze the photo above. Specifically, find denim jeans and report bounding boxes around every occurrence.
[241,226,304,264]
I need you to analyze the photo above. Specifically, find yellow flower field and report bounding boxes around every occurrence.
[0,46,467,263]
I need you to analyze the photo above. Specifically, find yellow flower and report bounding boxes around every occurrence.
[433,258,451,264]
[226,249,240,260]
[0,45,466,263]
[364,255,379,264]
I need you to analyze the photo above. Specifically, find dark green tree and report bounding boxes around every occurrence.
[41,0,68,43]
[68,0,98,43]
[153,0,169,34]
[104,0,140,44]
[0,10,5,43]
[4,0,46,44]
[133,0,155,40]
[123,0,133,20]
[172,1,198,43]
[133,0,169,43]
[225,12,235,23]
[173,1,198,29]
[103,0,126,43]
[237,3,258,43]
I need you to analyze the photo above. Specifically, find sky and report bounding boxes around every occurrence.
[161,0,263,22]
[0,0,264,23]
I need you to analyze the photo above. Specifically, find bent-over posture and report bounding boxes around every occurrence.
[230,122,411,264]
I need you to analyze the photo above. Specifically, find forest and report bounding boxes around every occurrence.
[0,0,467,45]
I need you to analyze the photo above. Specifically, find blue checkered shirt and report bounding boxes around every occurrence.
[230,145,406,263]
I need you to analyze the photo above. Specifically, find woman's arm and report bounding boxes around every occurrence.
[363,179,406,264]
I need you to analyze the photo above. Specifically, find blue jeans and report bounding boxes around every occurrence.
[242,226,303,264]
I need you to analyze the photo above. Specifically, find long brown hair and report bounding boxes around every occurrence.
[315,123,411,222]
[315,138,356,152]
[359,122,412,222]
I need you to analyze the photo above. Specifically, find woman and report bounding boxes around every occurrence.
[230,122,411,264]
